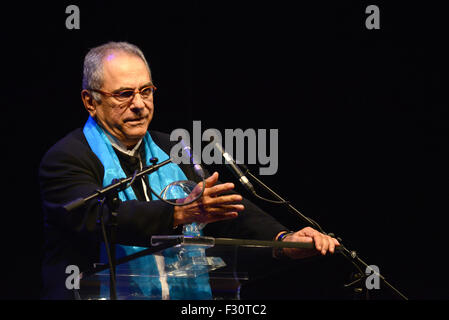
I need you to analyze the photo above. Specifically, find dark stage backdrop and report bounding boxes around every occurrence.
[2,1,447,300]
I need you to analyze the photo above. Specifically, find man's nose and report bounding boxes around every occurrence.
[129,93,147,111]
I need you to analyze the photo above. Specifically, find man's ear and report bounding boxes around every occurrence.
[81,90,98,117]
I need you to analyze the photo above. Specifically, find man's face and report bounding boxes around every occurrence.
[91,52,154,147]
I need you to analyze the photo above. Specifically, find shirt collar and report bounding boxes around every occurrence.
[103,129,143,158]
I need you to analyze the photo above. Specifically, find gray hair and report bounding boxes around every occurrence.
[82,41,152,102]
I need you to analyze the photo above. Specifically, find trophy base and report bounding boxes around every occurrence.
[164,256,226,277]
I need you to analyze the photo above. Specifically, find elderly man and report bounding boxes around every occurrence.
[39,41,339,300]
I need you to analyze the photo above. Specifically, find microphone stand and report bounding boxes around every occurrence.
[241,166,408,300]
[62,157,171,300]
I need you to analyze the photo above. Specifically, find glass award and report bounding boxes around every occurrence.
[159,180,226,277]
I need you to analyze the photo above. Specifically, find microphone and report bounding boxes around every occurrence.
[178,139,205,179]
[214,142,255,194]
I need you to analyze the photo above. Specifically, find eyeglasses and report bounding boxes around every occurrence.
[89,85,157,102]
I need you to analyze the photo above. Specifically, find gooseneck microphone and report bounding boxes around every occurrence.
[213,142,255,194]
[177,139,205,179]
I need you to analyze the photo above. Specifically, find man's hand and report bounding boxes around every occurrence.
[173,172,244,227]
[281,227,340,259]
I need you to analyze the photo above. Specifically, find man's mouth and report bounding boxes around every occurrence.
[124,117,146,124]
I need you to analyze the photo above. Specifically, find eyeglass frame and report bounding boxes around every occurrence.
[88,84,157,102]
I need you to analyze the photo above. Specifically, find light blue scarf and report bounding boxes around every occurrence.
[83,116,212,299]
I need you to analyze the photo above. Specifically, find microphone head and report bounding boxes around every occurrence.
[213,141,225,155]
[213,141,255,193]
[179,139,205,179]
[213,141,234,165]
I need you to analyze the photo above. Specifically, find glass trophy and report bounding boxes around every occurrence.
[159,180,226,277]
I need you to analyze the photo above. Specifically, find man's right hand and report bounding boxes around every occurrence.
[172,172,244,227]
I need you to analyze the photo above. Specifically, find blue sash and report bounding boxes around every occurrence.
[83,116,211,299]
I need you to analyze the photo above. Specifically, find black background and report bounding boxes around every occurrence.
[2,1,448,300]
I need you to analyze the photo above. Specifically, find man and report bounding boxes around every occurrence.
[39,41,339,299]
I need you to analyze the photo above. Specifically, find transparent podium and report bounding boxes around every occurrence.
[78,235,314,300]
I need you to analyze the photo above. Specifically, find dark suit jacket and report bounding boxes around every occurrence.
[38,128,287,299]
